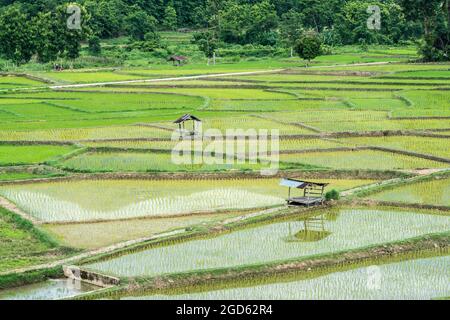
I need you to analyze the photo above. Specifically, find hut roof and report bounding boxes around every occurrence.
[173,114,202,124]
[280,178,329,189]
[169,55,188,61]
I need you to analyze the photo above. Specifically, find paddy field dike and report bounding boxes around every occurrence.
[0,47,449,300]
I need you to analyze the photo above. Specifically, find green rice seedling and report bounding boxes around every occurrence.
[142,88,295,100]
[33,71,148,84]
[58,151,276,173]
[368,178,450,206]
[208,99,345,112]
[339,136,450,159]
[0,76,44,89]
[0,207,69,273]
[379,70,450,79]
[0,179,375,223]
[280,150,449,170]
[0,145,78,166]
[265,110,389,123]
[85,207,450,277]
[305,119,450,133]
[0,126,171,141]
[123,256,450,300]
[6,91,203,113]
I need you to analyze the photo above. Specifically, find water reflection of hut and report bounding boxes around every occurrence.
[286,214,331,242]
[280,178,329,207]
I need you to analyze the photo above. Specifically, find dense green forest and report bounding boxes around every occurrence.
[0,0,448,66]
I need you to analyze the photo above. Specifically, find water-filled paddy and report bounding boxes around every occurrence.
[0,178,373,223]
[123,255,450,300]
[368,178,450,206]
[0,279,99,300]
[85,207,450,277]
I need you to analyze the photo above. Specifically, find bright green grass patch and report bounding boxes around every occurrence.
[299,90,396,99]
[125,256,450,300]
[58,151,287,174]
[0,178,372,223]
[264,110,389,123]
[142,88,295,100]
[280,150,449,170]
[0,172,55,181]
[0,103,83,119]
[0,145,78,166]
[379,70,450,78]
[368,178,450,206]
[311,63,450,73]
[196,116,313,135]
[307,119,450,132]
[82,138,345,152]
[349,98,407,110]
[391,91,450,117]
[234,74,369,82]
[0,126,171,141]
[340,136,450,159]
[208,99,346,111]
[6,91,203,113]
[156,115,314,135]
[0,207,66,273]
[33,71,148,84]
[84,207,450,277]
[0,76,44,89]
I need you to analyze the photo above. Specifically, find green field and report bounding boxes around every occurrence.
[0,178,373,223]
[0,48,449,299]
[368,178,450,206]
[124,255,450,300]
[0,145,78,166]
[0,207,68,273]
[280,150,448,170]
[85,207,450,277]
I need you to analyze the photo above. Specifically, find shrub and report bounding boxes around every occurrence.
[325,189,340,201]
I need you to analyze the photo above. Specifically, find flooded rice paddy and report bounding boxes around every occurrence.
[123,255,450,300]
[86,207,450,277]
[0,279,100,300]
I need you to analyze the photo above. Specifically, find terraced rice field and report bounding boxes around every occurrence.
[1,56,449,300]
[280,150,448,170]
[0,145,78,166]
[368,178,450,206]
[340,136,450,159]
[0,75,45,89]
[124,255,450,300]
[85,207,450,277]
[0,178,372,223]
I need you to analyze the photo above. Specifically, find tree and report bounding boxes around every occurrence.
[85,0,130,38]
[125,10,158,41]
[88,35,102,55]
[192,30,219,65]
[0,5,35,64]
[400,0,449,61]
[294,31,322,66]
[219,0,278,45]
[163,5,178,30]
